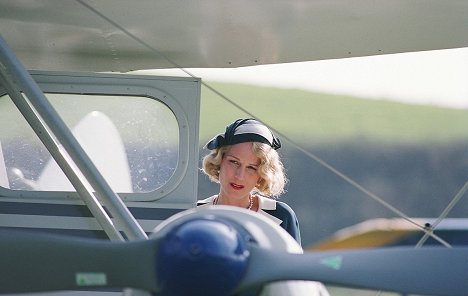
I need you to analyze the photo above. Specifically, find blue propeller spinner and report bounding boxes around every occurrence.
[156,216,251,296]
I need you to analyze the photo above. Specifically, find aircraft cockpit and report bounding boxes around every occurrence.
[0,71,201,240]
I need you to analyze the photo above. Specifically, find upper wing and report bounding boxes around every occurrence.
[0,0,467,72]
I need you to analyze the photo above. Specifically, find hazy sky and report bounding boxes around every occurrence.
[149,47,468,109]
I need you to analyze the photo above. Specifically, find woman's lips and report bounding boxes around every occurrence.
[230,183,244,190]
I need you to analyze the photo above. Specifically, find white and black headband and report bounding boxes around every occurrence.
[206,118,281,150]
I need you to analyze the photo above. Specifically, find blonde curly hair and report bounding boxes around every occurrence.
[201,142,287,198]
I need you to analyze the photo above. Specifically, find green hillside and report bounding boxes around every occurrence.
[198,81,468,250]
[200,82,468,146]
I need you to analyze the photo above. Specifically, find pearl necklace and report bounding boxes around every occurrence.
[214,195,253,210]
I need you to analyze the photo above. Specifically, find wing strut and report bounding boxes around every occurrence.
[0,35,147,242]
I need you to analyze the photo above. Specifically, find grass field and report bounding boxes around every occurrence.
[199,82,468,296]
[200,81,468,146]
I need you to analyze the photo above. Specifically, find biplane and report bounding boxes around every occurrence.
[0,1,467,296]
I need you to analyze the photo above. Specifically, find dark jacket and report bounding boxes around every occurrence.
[197,195,301,245]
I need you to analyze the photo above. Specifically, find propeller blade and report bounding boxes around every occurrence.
[0,230,159,294]
[236,246,468,296]
[3,215,467,296]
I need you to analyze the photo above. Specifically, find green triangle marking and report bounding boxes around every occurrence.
[320,256,343,270]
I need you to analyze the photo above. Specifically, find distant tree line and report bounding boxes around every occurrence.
[197,140,468,247]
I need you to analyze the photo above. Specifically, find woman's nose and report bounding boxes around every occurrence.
[235,167,244,179]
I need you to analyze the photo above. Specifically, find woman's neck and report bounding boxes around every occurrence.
[215,193,253,210]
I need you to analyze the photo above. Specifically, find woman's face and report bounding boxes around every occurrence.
[218,142,261,201]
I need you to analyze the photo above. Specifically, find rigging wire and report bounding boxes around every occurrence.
[77,0,452,247]
[416,179,468,248]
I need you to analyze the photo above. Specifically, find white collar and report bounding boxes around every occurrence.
[198,195,282,225]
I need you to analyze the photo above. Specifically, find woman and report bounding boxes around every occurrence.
[198,118,301,244]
